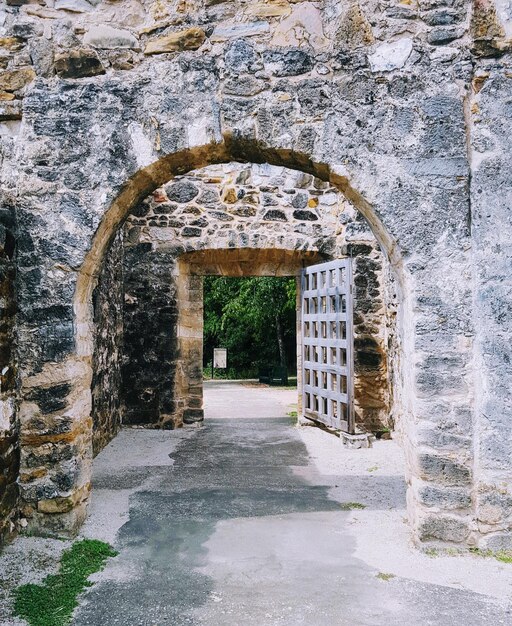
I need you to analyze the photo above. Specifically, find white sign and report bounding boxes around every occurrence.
[213,348,227,369]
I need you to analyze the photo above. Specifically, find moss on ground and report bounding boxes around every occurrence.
[469,547,512,564]
[12,539,117,626]
[339,502,366,510]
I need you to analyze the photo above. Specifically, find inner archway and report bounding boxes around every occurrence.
[91,162,394,439]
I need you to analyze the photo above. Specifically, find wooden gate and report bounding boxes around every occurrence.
[301,259,355,434]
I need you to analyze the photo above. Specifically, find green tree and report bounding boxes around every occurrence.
[203,276,297,377]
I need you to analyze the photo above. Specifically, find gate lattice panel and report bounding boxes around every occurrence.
[301,259,354,433]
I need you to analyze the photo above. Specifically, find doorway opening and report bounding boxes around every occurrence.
[202,275,298,421]
[106,162,395,437]
[203,276,297,384]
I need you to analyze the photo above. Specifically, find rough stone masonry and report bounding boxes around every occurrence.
[0,0,511,550]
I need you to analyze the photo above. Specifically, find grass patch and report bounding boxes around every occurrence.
[423,547,440,557]
[376,572,395,581]
[287,410,298,418]
[367,465,379,473]
[469,547,512,563]
[340,502,366,510]
[13,539,117,626]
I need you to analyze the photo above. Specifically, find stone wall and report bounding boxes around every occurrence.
[122,242,179,427]
[91,230,123,455]
[469,60,512,550]
[1,0,511,547]
[122,163,391,430]
[0,200,18,546]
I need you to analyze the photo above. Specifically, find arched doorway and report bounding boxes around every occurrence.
[15,138,477,546]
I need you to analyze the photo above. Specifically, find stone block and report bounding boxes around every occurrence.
[478,532,512,551]
[27,501,88,538]
[427,26,464,45]
[417,513,470,542]
[84,25,139,50]
[418,453,471,486]
[224,39,259,72]
[335,3,374,49]
[37,482,90,514]
[144,28,206,55]
[0,101,21,121]
[29,38,55,78]
[418,484,472,510]
[54,0,96,12]
[54,49,105,79]
[165,181,200,203]
[476,490,512,525]
[25,383,72,415]
[262,49,314,76]
[273,3,328,49]
[0,68,35,92]
[246,0,291,18]
[211,21,270,41]
[0,37,25,52]
[369,39,413,72]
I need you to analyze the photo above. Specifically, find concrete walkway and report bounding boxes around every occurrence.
[1,382,511,625]
[203,379,298,419]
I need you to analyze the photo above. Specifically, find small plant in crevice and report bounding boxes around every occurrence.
[12,539,118,626]
[376,572,396,581]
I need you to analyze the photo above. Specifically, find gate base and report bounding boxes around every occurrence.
[341,431,373,449]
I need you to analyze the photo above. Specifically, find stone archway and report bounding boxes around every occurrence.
[15,137,477,547]
[109,162,392,433]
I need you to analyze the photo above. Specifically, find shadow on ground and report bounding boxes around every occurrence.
[72,418,511,626]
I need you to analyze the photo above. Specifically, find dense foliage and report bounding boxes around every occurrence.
[203,276,297,377]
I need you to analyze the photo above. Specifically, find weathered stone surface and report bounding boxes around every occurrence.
[55,0,97,12]
[427,26,464,45]
[418,484,472,510]
[0,68,35,92]
[272,2,328,49]
[165,181,200,203]
[83,25,139,50]
[37,483,90,514]
[91,232,123,455]
[29,38,55,78]
[263,48,314,76]
[246,0,291,18]
[418,514,470,542]
[144,28,205,54]
[0,37,25,52]
[211,21,270,41]
[335,3,374,49]
[0,202,19,547]
[54,49,105,78]
[369,38,413,72]
[418,454,472,486]
[0,101,22,121]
